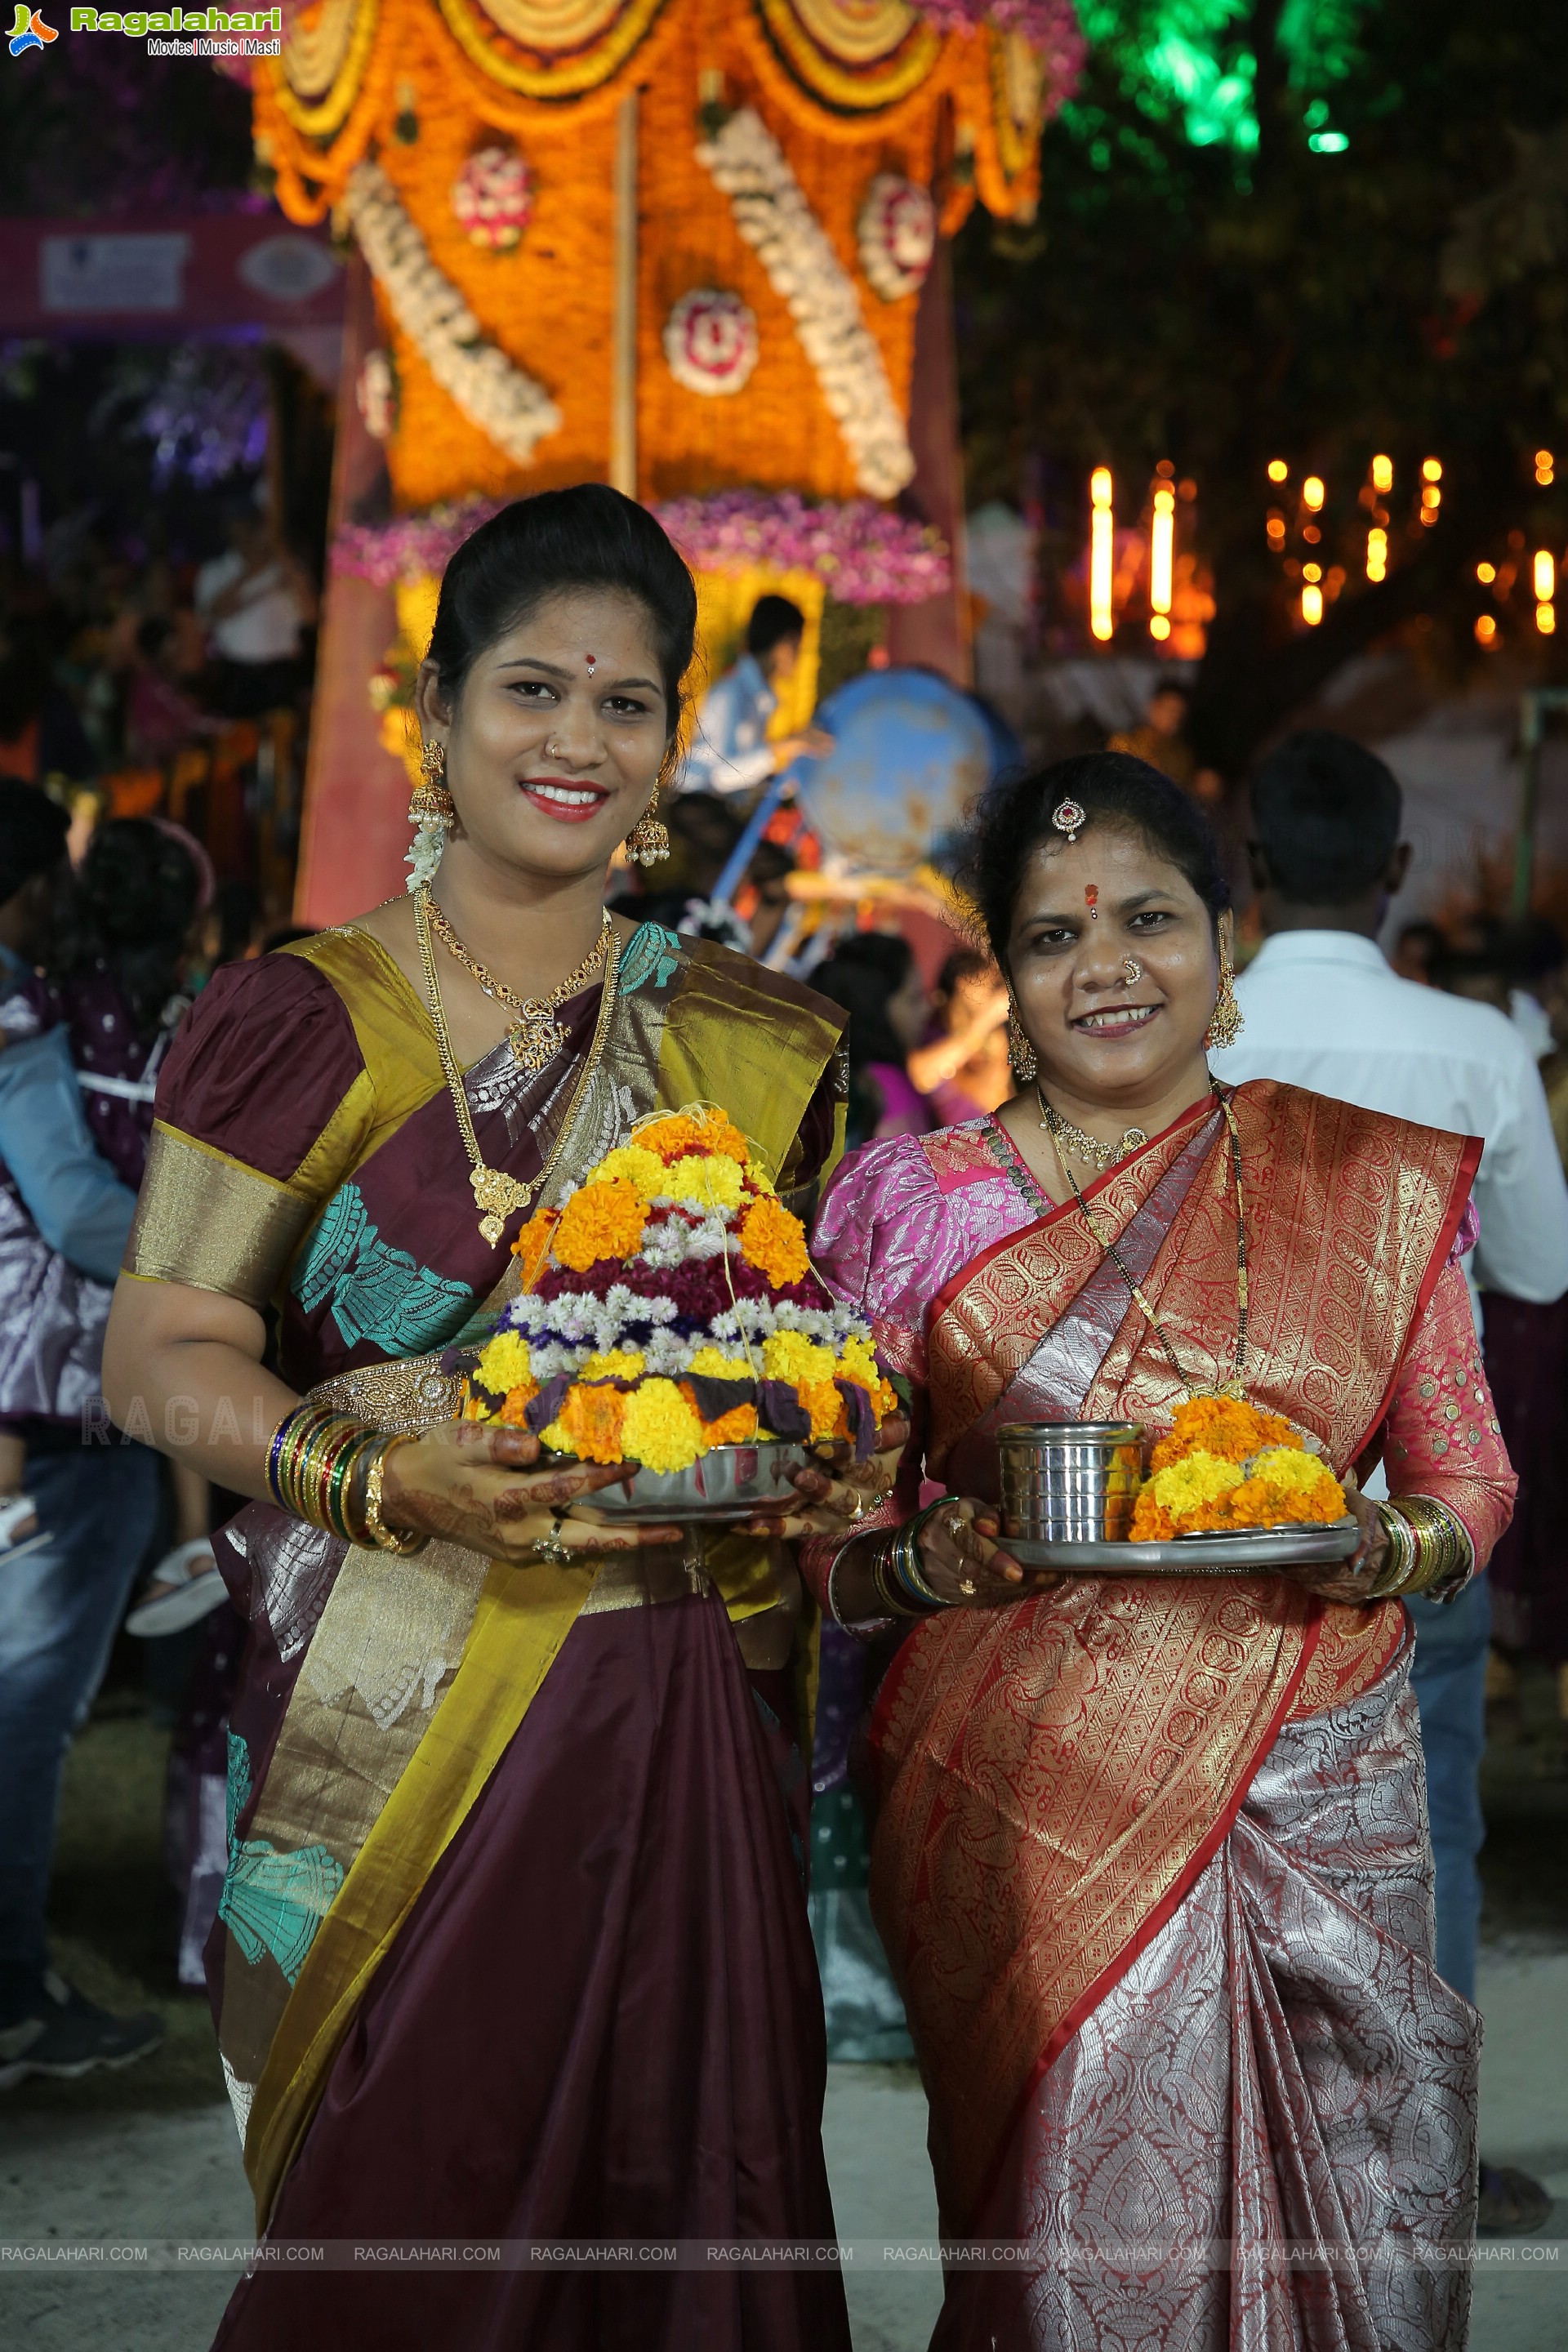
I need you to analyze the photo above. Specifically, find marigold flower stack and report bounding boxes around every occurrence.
[1130,1396,1347,1541]
[464,1108,893,1477]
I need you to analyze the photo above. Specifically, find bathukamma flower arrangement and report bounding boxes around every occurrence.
[461,1108,894,1477]
[1129,1396,1346,1542]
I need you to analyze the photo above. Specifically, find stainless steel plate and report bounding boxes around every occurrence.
[553,1440,811,1524]
[1004,1519,1360,1575]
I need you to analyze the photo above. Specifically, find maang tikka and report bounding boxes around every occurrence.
[406,736,455,893]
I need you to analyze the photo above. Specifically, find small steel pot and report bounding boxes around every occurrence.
[996,1420,1146,1544]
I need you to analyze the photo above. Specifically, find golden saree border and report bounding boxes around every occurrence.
[232,936,841,2221]
[876,1080,1478,2230]
[124,1123,318,1307]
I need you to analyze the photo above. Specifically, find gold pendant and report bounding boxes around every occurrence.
[470,1163,536,1246]
[508,1008,567,1074]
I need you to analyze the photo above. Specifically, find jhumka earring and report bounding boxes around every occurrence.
[405,737,456,893]
[1204,931,1245,1050]
[624,781,671,866]
[1007,999,1038,1082]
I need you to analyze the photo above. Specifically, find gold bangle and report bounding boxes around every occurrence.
[1367,1501,1419,1597]
[361,1435,426,1556]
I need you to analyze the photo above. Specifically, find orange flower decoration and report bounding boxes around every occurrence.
[1129,1495,1177,1542]
[1148,1395,1300,1472]
[635,1108,751,1165]
[678,1389,760,1448]
[511,1206,559,1291]
[555,1382,628,1465]
[738,1195,811,1287]
[496,1384,537,1428]
[554,1178,648,1272]
[801,1379,849,1442]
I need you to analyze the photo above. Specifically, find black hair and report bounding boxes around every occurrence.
[746,594,805,661]
[812,933,915,1073]
[934,945,994,1000]
[965,752,1231,968]
[425,485,697,740]
[53,817,201,1040]
[0,781,69,906]
[1250,730,1401,906]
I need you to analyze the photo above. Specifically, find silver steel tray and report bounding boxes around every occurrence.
[1004,1519,1360,1575]
[554,1439,810,1524]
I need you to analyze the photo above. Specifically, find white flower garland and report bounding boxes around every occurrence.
[342,160,560,469]
[858,174,937,302]
[696,108,915,500]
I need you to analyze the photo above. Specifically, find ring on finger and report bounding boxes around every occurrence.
[957,1576,978,1597]
[532,1519,573,1565]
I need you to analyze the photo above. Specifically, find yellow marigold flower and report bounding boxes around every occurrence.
[663,1152,744,1211]
[580,1348,645,1383]
[587,1145,665,1200]
[740,1196,811,1287]
[689,1344,752,1379]
[1146,1453,1244,1517]
[555,1382,629,1465]
[745,1160,776,1195]
[836,1336,883,1392]
[554,1177,648,1272]
[1229,1449,1346,1528]
[510,1207,558,1292]
[762,1330,837,1388]
[476,1331,532,1395]
[621,1378,704,1474]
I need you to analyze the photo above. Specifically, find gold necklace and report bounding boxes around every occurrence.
[421,886,612,1075]
[1049,1088,1251,1400]
[1036,1089,1148,1172]
[415,886,621,1245]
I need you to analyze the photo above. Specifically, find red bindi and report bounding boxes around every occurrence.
[585,652,597,675]
[1085,884,1099,920]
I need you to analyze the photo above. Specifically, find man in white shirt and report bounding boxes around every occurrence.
[194,505,316,720]
[1212,730,1568,2233]
[679,595,831,798]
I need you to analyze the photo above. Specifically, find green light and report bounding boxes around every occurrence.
[1076,0,1373,154]
[1307,129,1349,151]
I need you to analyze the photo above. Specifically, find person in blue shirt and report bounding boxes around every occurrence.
[0,783,163,2090]
[679,593,833,798]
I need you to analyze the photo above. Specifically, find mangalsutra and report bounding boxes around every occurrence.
[421,889,612,1073]
[1050,1085,1250,1400]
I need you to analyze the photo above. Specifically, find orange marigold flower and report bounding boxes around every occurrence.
[801,1379,848,1441]
[1148,1395,1300,1471]
[738,1195,811,1286]
[511,1206,559,1291]
[553,1178,648,1272]
[496,1383,537,1428]
[1129,1494,1177,1542]
[678,1389,759,1449]
[634,1107,751,1165]
[555,1382,628,1465]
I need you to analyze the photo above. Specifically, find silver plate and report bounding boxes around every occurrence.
[554,1439,811,1524]
[1004,1519,1360,1575]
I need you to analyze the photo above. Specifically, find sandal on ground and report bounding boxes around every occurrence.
[126,1537,227,1637]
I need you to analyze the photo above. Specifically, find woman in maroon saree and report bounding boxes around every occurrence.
[105,490,859,2350]
[803,755,1512,2351]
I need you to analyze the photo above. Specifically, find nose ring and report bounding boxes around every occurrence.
[546,741,564,759]
[1123,956,1145,983]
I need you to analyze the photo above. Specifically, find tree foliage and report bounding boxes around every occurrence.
[955,0,1568,771]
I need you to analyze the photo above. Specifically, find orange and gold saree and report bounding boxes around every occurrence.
[808,1081,1514,2351]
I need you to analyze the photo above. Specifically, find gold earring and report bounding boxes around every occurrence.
[1007,1000,1037,1082]
[626,786,671,866]
[406,738,455,893]
[1204,934,1244,1050]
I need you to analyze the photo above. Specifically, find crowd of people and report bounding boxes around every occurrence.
[2,483,1566,2349]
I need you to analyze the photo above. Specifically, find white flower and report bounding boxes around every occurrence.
[344,162,560,468]
[696,109,915,499]
[663,288,760,398]
[857,176,936,303]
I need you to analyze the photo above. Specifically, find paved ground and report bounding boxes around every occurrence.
[2,1670,1566,2350]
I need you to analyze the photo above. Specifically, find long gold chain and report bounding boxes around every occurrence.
[1036,1089,1148,1172]
[1051,1088,1250,1399]
[421,885,612,1075]
[415,888,621,1245]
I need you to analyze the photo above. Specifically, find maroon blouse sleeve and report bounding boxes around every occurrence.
[154,953,366,1184]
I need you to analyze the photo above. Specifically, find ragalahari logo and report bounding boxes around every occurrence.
[7,5,57,49]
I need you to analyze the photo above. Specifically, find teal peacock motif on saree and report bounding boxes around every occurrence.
[218,1838,345,1985]
[294,1180,472,1352]
[226,1729,252,1848]
[617,922,682,997]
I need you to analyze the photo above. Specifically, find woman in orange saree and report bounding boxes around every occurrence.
[803,755,1513,2351]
